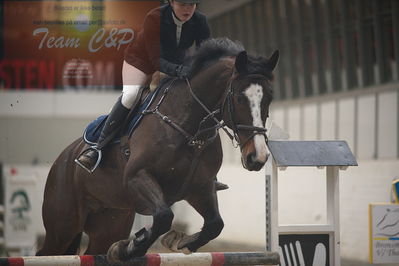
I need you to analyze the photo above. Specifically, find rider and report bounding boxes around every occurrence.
[75,0,228,190]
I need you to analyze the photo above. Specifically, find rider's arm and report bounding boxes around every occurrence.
[159,15,210,77]
[143,9,161,72]
[159,58,188,77]
[143,10,187,77]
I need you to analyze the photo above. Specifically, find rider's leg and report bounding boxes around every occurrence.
[75,61,150,172]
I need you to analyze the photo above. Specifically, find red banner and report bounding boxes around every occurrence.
[1,0,159,90]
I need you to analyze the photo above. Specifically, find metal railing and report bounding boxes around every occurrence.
[209,0,399,101]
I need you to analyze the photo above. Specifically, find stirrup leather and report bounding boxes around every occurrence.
[74,146,102,173]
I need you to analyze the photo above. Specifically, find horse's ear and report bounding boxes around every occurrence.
[266,50,279,71]
[235,51,248,74]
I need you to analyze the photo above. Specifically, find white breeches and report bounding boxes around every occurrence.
[121,60,151,109]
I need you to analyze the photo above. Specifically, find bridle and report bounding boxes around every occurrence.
[222,73,269,149]
[143,71,270,149]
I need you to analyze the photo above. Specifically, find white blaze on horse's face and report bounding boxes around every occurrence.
[244,83,270,163]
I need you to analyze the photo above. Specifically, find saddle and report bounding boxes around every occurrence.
[83,86,161,146]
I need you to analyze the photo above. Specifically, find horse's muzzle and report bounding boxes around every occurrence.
[241,133,269,171]
[242,151,269,171]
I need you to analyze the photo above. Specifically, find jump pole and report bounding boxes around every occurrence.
[0,252,280,266]
[265,141,357,266]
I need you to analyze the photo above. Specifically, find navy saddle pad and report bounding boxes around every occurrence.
[83,88,160,145]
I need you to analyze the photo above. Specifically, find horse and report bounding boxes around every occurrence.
[36,37,279,262]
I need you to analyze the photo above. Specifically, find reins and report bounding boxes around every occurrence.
[184,77,235,147]
[142,72,269,150]
[142,78,197,143]
[142,77,228,148]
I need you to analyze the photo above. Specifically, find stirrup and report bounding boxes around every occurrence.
[74,146,102,174]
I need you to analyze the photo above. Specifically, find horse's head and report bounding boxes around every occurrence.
[223,50,279,171]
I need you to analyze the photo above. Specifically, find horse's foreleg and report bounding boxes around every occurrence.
[162,191,224,253]
[84,209,135,255]
[107,169,173,262]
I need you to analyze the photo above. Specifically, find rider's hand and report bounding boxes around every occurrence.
[175,65,190,79]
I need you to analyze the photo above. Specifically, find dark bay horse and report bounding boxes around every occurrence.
[37,37,279,262]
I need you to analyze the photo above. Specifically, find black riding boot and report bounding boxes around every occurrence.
[75,96,130,173]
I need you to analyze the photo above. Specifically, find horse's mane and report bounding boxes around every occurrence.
[188,37,244,77]
[188,37,274,80]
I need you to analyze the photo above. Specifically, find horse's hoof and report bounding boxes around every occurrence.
[180,247,193,255]
[161,230,185,252]
[177,232,200,253]
[161,230,193,254]
[107,239,130,263]
[161,230,183,252]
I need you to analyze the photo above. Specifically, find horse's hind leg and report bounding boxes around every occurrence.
[84,209,135,255]
[36,166,87,255]
[107,169,174,262]
[163,190,224,253]
[37,229,84,256]
[65,233,83,254]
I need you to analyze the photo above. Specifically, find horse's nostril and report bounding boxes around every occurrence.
[245,152,266,171]
[247,153,256,165]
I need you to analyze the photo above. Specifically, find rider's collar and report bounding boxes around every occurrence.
[172,11,186,27]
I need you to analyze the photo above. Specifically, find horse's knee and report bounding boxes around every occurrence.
[204,217,224,240]
[153,208,174,235]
